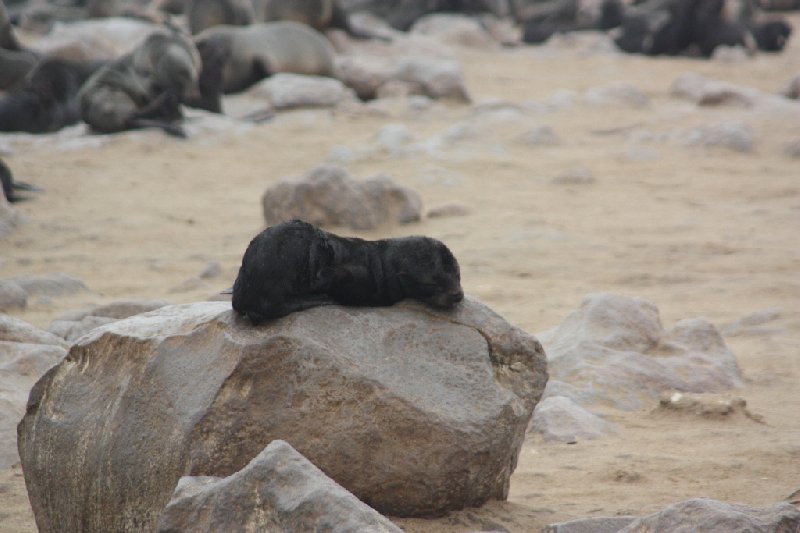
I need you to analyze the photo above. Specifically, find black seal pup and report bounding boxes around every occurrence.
[231,219,464,324]
[0,159,40,203]
[79,27,201,137]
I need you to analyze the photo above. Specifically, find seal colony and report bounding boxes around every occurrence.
[231,219,464,324]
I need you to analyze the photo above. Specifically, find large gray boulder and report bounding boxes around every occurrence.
[1,315,68,468]
[156,440,402,533]
[262,165,423,230]
[539,293,742,410]
[18,297,547,532]
[618,498,800,532]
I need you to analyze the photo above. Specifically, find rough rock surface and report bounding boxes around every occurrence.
[543,515,638,533]
[47,299,169,341]
[1,315,68,468]
[249,74,356,110]
[156,440,402,533]
[335,55,470,102]
[529,395,617,442]
[538,293,743,410]
[618,498,800,532]
[262,165,422,229]
[18,297,547,532]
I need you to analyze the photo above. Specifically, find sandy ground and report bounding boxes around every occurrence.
[1,19,800,532]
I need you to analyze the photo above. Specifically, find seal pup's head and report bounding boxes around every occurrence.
[389,236,464,309]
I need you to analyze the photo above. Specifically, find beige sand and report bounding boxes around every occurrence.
[1,21,799,531]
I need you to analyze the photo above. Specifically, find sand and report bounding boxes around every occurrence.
[1,20,799,532]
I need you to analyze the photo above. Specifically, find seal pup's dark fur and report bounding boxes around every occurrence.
[79,27,201,137]
[0,159,40,203]
[0,57,105,133]
[231,219,464,324]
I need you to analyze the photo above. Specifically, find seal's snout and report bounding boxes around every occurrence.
[448,290,464,305]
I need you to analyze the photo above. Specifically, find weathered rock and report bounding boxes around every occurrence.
[654,391,764,422]
[262,165,423,230]
[514,125,561,147]
[336,55,470,102]
[18,297,547,532]
[1,315,67,468]
[249,74,356,110]
[618,498,800,532]
[552,167,595,185]
[0,280,27,311]
[156,440,402,533]
[584,83,649,108]
[47,299,169,342]
[7,272,89,297]
[671,73,758,107]
[682,122,755,153]
[48,316,117,343]
[544,515,638,533]
[410,14,497,49]
[538,293,743,410]
[529,395,617,442]
[374,123,416,154]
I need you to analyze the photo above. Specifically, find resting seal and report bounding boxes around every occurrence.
[79,27,201,137]
[231,219,464,324]
[188,21,335,112]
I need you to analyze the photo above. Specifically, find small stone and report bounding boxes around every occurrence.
[426,203,471,219]
[552,167,596,185]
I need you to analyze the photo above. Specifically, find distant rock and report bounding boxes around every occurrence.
[0,280,26,311]
[722,307,782,337]
[618,498,800,532]
[410,14,497,49]
[374,123,416,155]
[47,299,169,342]
[427,202,471,219]
[336,56,470,102]
[198,261,221,279]
[7,272,89,297]
[654,391,763,422]
[682,122,755,153]
[584,83,649,108]
[249,74,356,110]
[19,298,547,531]
[786,75,800,99]
[0,194,21,238]
[671,73,758,107]
[785,139,800,158]
[514,125,561,147]
[156,440,402,533]
[0,315,67,468]
[538,293,743,410]
[552,167,595,185]
[529,396,617,442]
[262,165,423,230]
[544,515,637,533]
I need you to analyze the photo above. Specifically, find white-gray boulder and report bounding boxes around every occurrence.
[529,395,617,442]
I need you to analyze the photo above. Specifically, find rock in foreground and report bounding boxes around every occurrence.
[18,297,547,532]
[156,440,402,533]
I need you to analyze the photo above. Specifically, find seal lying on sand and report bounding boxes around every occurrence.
[0,159,40,203]
[188,21,335,113]
[0,57,105,133]
[231,219,464,324]
[79,27,201,137]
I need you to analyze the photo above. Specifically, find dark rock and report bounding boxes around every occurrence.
[156,440,402,533]
[18,297,547,531]
[262,165,422,230]
[618,498,800,532]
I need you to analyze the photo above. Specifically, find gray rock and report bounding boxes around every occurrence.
[250,73,356,109]
[410,14,497,49]
[374,123,416,154]
[551,167,596,185]
[48,316,116,342]
[1,315,67,468]
[618,498,800,532]
[0,193,21,238]
[199,261,221,279]
[48,299,169,341]
[711,45,750,63]
[584,83,649,108]
[156,440,402,533]
[262,165,423,230]
[0,280,27,311]
[682,122,755,153]
[7,272,89,297]
[538,293,743,410]
[529,395,617,442]
[671,73,758,107]
[722,308,782,337]
[514,125,561,147]
[427,202,471,219]
[786,75,800,99]
[544,516,638,533]
[18,297,547,531]
[336,55,470,102]
[784,139,800,158]
[33,17,158,58]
